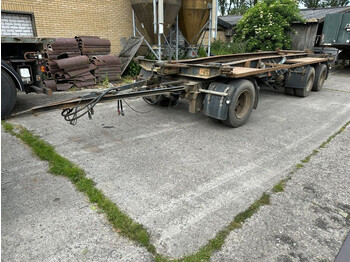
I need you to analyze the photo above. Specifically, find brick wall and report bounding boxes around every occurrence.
[1,12,34,36]
[1,0,134,54]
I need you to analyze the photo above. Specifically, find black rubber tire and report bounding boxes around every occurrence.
[312,64,327,92]
[295,67,315,98]
[285,87,295,96]
[222,79,255,128]
[1,68,17,118]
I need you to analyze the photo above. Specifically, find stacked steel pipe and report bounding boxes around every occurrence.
[92,55,122,82]
[44,36,120,91]
[54,55,96,88]
[44,38,81,60]
[76,36,111,56]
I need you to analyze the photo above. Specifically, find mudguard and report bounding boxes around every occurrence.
[203,82,233,120]
[285,65,312,89]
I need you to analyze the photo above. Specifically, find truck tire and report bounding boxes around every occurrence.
[1,68,17,118]
[222,79,255,128]
[295,67,315,98]
[312,64,327,92]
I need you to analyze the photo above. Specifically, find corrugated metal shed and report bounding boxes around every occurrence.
[218,6,350,28]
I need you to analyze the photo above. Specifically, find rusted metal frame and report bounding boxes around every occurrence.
[177,65,221,79]
[176,51,278,63]
[61,85,187,124]
[264,62,284,67]
[184,82,205,114]
[174,50,306,64]
[225,59,329,78]
[221,53,307,66]
[10,80,186,118]
[139,53,299,70]
[198,88,228,97]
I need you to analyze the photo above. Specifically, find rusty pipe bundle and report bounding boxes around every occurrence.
[76,36,111,56]
[91,55,122,82]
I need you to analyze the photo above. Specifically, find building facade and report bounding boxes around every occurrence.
[1,0,134,54]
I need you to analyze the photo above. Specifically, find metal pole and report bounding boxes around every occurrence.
[176,14,179,60]
[163,34,174,59]
[211,0,217,39]
[153,0,157,34]
[215,0,218,39]
[191,20,210,45]
[208,7,212,57]
[135,27,159,59]
[158,0,164,61]
[132,9,136,37]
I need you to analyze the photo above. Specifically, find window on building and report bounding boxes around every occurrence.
[1,12,36,37]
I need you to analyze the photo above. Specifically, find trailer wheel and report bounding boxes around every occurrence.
[295,67,315,98]
[312,64,327,92]
[222,79,255,128]
[1,68,17,119]
[285,87,295,96]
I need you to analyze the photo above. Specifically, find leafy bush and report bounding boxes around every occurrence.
[235,0,303,52]
[210,39,247,55]
[198,40,247,57]
[123,59,141,77]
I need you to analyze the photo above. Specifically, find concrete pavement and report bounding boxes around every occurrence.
[3,67,350,259]
[1,131,152,262]
[212,125,350,261]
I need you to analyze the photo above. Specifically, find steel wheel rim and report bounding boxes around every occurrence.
[306,73,315,92]
[235,90,251,119]
[319,70,326,88]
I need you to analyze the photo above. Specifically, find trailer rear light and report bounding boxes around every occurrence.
[40,65,46,72]
[19,68,31,84]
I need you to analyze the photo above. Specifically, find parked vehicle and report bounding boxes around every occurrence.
[59,50,332,128]
[321,13,350,66]
[1,37,54,118]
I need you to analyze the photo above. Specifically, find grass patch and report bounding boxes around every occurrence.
[296,163,304,169]
[159,193,271,262]
[272,177,291,193]
[292,121,349,173]
[1,121,156,255]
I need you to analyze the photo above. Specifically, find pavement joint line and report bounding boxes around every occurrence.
[1,121,157,257]
[2,120,350,262]
[323,88,350,93]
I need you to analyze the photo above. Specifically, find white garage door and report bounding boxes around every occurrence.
[1,12,35,37]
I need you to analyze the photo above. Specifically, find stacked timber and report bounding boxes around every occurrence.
[91,55,122,82]
[76,36,111,56]
[44,38,81,60]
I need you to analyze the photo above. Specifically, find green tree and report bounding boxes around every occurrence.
[326,0,349,6]
[300,0,323,7]
[219,0,257,15]
[229,0,249,15]
[235,0,304,52]
[218,0,228,15]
